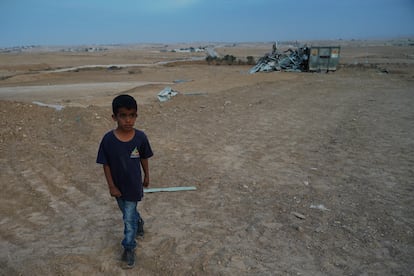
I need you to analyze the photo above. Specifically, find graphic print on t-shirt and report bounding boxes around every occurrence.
[130,146,140,158]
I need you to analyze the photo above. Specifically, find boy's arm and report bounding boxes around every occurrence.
[103,164,122,197]
[140,158,150,188]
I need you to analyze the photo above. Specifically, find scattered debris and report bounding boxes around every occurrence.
[32,101,64,111]
[291,211,306,220]
[173,79,193,83]
[249,43,340,73]
[157,86,179,102]
[183,92,208,96]
[144,186,197,193]
[249,43,310,73]
[310,204,330,211]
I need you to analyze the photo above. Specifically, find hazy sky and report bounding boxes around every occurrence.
[1,0,413,47]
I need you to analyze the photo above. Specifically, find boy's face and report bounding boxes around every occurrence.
[112,107,138,132]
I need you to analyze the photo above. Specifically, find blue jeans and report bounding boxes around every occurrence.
[116,198,142,250]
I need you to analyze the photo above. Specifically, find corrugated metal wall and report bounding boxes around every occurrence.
[308,46,340,72]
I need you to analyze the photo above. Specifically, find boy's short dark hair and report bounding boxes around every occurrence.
[112,94,137,115]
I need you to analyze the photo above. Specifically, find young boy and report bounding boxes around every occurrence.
[96,94,153,269]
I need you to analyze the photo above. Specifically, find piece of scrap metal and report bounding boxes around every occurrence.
[144,186,197,193]
[157,86,179,102]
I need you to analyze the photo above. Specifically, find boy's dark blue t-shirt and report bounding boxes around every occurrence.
[96,129,153,201]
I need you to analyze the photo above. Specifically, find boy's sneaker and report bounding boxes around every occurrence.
[121,249,135,269]
[136,218,144,238]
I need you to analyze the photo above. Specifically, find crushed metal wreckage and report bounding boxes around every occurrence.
[249,43,310,73]
[249,43,340,73]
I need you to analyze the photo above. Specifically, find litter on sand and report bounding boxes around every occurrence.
[173,79,193,83]
[32,101,64,111]
[157,86,179,102]
[144,186,197,193]
[310,204,331,211]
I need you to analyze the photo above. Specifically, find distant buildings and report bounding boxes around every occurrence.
[171,47,205,53]
[0,45,108,53]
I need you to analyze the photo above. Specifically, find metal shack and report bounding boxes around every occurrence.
[308,46,340,72]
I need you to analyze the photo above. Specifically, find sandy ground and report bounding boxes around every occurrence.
[0,40,413,275]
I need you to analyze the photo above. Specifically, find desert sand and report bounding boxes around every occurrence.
[0,40,413,275]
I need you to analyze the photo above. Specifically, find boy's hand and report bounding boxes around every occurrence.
[143,175,150,188]
[109,186,122,197]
